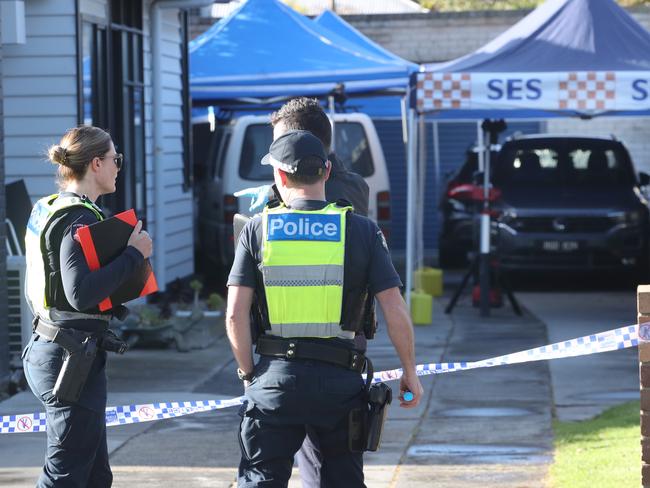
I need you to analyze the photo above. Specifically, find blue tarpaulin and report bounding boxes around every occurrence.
[190,0,414,105]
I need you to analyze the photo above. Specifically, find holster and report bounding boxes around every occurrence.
[348,360,393,452]
[52,335,97,403]
[34,320,126,403]
[365,382,392,451]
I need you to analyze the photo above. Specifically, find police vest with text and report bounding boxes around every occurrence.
[25,194,110,323]
[260,202,373,340]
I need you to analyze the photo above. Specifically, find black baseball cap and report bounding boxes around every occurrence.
[261,130,328,176]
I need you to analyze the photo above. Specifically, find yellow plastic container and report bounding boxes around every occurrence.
[410,289,433,325]
[415,267,443,297]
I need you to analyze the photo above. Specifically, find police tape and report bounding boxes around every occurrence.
[0,323,641,434]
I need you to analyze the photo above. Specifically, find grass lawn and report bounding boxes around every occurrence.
[549,401,640,488]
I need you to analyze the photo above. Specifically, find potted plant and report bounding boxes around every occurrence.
[118,303,175,348]
[204,292,224,318]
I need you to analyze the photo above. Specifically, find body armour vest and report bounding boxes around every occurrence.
[261,202,353,339]
[25,194,109,323]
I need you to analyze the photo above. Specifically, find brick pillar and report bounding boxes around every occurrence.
[638,285,650,487]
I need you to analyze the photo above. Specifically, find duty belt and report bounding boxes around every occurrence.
[256,335,368,374]
[34,319,104,351]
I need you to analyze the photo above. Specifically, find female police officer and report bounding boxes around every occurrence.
[22,126,152,487]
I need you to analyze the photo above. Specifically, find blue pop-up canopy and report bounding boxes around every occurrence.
[314,10,416,68]
[190,0,414,105]
[403,0,650,308]
[414,0,650,117]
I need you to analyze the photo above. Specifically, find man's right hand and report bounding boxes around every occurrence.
[127,220,153,259]
[399,370,424,408]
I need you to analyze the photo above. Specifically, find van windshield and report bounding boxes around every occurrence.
[493,140,635,187]
[335,122,374,177]
[239,124,275,181]
[239,122,374,180]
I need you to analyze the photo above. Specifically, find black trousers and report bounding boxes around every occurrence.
[237,355,366,488]
[23,335,112,488]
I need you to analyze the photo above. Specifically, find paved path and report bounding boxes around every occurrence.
[517,290,639,422]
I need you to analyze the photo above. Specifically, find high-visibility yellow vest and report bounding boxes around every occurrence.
[261,202,352,339]
[25,194,109,323]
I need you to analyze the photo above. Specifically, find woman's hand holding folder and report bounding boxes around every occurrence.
[127,220,153,258]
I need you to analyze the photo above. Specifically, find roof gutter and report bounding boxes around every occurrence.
[150,0,212,290]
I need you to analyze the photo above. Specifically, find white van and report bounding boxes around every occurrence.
[193,113,391,268]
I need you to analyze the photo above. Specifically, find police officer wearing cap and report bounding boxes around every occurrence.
[226,129,423,487]
[22,126,152,487]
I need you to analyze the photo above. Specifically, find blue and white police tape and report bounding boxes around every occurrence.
[0,323,642,434]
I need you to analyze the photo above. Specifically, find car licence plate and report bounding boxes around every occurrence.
[539,240,580,252]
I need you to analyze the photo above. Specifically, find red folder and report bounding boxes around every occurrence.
[76,209,158,311]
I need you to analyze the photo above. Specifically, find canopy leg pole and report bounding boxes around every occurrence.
[405,108,417,308]
[328,95,336,152]
[479,122,491,317]
[417,114,426,272]
[400,96,408,145]
[433,121,441,264]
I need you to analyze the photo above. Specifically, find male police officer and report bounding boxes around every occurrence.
[270,97,370,487]
[226,129,423,487]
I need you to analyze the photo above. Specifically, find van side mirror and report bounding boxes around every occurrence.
[640,172,650,187]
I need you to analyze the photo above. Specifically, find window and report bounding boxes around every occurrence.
[495,140,634,187]
[334,123,374,177]
[79,1,146,219]
[239,125,274,180]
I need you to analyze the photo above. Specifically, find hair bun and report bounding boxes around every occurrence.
[49,145,69,166]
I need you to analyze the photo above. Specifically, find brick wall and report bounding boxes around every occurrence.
[343,7,650,64]
[638,286,650,487]
[344,10,528,64]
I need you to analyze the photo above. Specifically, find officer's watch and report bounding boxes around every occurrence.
[237,368,254,382]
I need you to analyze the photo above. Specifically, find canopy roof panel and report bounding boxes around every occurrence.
[190,0,413,104]
[424,0,650,73]
[314,10,417,67]
[415,0,650,117]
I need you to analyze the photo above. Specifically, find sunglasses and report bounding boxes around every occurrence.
[99,153,124,170]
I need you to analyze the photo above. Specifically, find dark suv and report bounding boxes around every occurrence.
[439,135,650,274]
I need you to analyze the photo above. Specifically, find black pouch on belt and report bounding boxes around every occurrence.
[348,358,393,452]
[52,335,98,403]
[364,382,392,451]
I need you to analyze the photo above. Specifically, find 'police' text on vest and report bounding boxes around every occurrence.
[267,214,340,242]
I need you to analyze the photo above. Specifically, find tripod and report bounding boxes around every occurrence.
[444,216,522,315]
[444,119,521,317]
